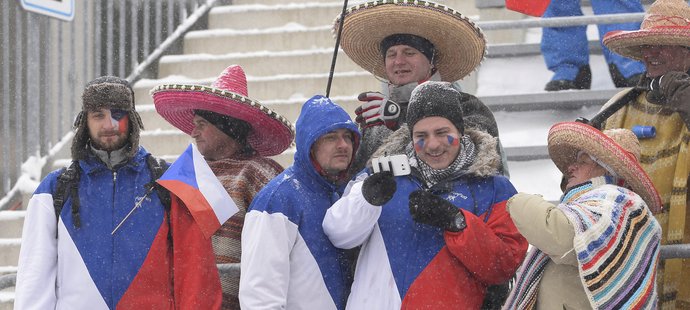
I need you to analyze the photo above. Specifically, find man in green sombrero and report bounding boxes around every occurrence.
[334,0,507,176]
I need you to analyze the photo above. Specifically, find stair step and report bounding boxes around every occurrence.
[158,49,360,79]
[209,2,349,30]
[140,130,194,157]
[0,296,13,310]
[0,239,20,267]
[183,25,333,55]
[159,40,603,81]
[0,267,17,276]
[133,72,381,106]
[482,89,614,111]
[136,93,361,131]
[0,212,25,239]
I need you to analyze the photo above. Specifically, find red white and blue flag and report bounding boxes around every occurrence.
[157,143,237,238]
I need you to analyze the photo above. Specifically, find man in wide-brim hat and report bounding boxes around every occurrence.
[504,121,662,310]
[598,0,690,307]
[333,0,507,176]
[152,64,294,310]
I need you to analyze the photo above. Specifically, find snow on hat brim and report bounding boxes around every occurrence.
[335,0,486,83]
[548,122,663,214]
[603,0,690,61]
[152,84,294,157]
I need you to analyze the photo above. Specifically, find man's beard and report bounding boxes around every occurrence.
[91,132,128,152]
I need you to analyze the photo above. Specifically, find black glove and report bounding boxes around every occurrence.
[362,171,397,206]
[409,190,466,232]
[355,92,401,130]
[646,75,667,104]
[646,72,690,128]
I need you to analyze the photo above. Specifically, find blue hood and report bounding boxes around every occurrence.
[294,95,360,185]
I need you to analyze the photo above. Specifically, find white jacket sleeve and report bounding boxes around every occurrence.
[14,193,58,310]
[240,210,298,310]
[323,180,382,249]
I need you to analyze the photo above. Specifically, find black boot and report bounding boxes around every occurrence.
[609,64,644,88]
[545,65,592,91]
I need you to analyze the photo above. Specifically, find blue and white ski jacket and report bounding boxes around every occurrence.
[15,146,222,309]
[324,129,529,309]
[240,95,360,310]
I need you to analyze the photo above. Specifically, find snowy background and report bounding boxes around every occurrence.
[476,27,617,202]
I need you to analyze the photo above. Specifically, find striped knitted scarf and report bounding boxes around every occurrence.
[503,177,661,310]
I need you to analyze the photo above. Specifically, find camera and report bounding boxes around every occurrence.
[371,154,411,176]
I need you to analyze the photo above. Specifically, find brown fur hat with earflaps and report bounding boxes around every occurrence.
[71,76,144,160]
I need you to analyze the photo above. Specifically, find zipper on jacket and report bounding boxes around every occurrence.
[111,169,118,309]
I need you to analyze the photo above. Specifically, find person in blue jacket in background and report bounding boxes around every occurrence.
[542,0,646,91]
[239,95,360,310]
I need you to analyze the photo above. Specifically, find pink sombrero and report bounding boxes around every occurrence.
[548,122,663,214]
[151,65,295,157]
[603,0,690,61]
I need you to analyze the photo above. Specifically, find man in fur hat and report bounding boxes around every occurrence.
[323,81,527,309]
[334,0,507,176]
[597,0,690,307]
[15,76,222,309]
[153,65,294,310]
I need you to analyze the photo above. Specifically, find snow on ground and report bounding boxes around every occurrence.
[477,27,617,201]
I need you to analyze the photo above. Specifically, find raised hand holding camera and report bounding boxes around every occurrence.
[362,171,397,206]
[371,154,410,176]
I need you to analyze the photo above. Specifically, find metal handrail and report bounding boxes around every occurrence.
[0,0,218,210]
[126,0,219,84]
[476,12,645,30]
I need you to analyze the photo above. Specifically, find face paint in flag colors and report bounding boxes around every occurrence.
[110,109,129,134]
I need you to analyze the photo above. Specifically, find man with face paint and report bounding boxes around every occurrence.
[323,81,527,309]
[15,76,223,309]
[335,1,507,176]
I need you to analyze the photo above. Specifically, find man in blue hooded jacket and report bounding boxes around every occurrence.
[239,95,360,310]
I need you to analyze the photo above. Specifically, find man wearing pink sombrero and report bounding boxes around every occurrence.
[152,65,295,310]
[334,0,507,176]
[597,0,690,307]
[504,122,662,309]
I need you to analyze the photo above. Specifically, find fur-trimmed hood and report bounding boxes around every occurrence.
[371,124,500,178]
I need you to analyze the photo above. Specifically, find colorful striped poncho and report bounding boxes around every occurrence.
[603,89,690,308]
[504,179,661,309]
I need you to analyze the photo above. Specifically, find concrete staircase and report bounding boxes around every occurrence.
[0,0,629,308]
[0,211,22,310]
[132,0,484,167]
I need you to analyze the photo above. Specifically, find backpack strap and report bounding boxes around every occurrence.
[145,155,171,211]
[53,161,81,230]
